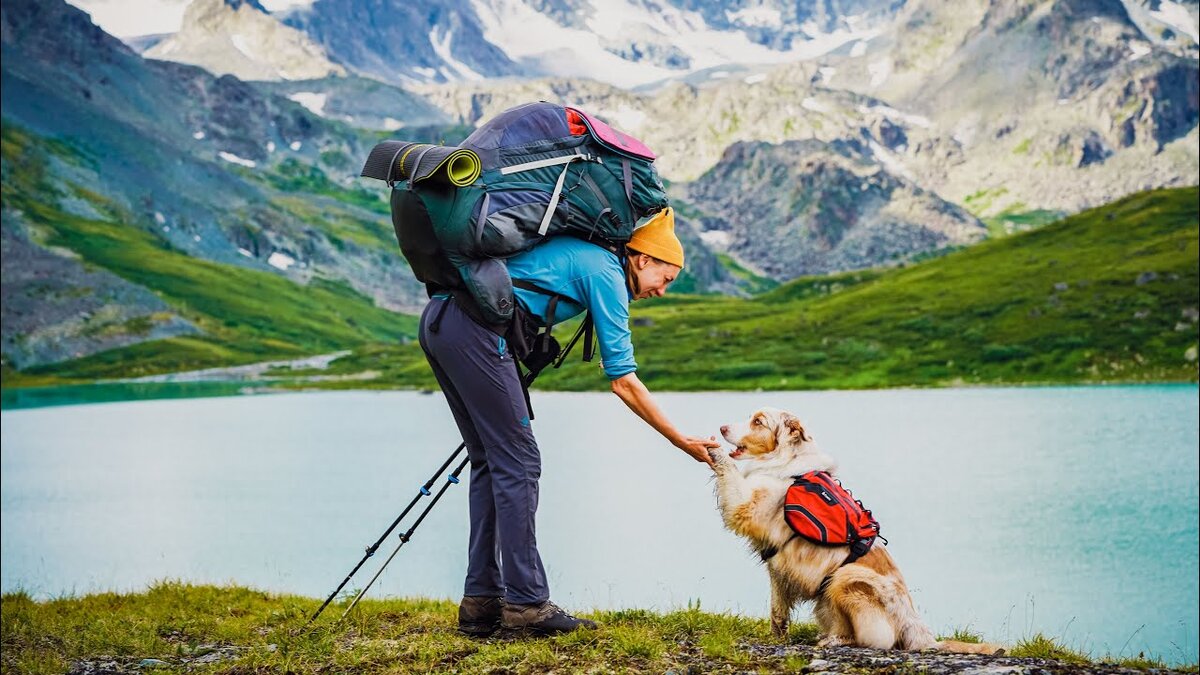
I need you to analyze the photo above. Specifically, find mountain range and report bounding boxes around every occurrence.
[1,0,1197,378]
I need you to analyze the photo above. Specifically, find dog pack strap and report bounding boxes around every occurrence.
[816,573,835,596]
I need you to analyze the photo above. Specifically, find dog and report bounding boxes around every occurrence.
[710,406,1002,655]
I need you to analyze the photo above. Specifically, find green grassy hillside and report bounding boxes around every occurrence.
[311,186,1200,392]
[4,180,1197,395]
[601,185,1198,390]
[1,125,416,386]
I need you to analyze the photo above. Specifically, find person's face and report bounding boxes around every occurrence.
[631,254,681,300]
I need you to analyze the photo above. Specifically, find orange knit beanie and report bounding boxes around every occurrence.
[627,207,684,268]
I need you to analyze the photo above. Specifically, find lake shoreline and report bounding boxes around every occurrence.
[3,378,1198,412]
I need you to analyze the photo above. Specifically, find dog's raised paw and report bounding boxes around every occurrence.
[707,448,728,466]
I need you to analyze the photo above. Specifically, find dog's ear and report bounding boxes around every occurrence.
[783,415,810,442]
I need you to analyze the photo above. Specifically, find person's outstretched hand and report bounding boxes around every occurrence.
[676,435,721,466]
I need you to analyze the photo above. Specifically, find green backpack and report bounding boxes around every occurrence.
[361,102,670,328]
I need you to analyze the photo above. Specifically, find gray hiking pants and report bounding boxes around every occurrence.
[418,296,549,605]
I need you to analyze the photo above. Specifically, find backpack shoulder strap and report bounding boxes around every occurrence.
[510,280,596,366]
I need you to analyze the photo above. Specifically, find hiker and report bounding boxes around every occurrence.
[418,207,720,637]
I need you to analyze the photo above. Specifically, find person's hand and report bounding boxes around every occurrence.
[676,435,721,466]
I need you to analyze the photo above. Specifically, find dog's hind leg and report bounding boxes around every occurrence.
[768,568,800,638]
[836,580,896,649]
[813,595,854,648]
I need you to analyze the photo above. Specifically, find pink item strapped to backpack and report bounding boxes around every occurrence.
[565,107,657,160]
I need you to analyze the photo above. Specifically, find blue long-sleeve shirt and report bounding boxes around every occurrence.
[506,237,636,380]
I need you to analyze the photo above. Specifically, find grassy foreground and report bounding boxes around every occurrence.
[0,584,1191,674]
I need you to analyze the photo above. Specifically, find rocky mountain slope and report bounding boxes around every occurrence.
[412,0,1196,281]
[145,0,345,81]
[818,0,1200,214]
[3,0,1197,378]
[253,75,453,130]
[683,138,986,280]
[1,0,428,369]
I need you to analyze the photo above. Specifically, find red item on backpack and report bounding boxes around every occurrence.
[784,471,881,548]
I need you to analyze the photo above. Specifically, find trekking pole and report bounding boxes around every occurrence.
[308,442,466,624]
[337,456,471,622]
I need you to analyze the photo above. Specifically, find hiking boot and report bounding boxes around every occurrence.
[500,600,598,636]
[458,596,505,637]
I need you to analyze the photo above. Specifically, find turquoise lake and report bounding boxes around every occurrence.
[1,386,1197,663]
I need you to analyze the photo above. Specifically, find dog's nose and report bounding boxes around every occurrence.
[720,425,729,434]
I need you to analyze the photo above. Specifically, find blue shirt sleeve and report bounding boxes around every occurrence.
[572,261,637,380]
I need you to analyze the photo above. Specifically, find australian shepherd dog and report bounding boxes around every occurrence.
[710,407,1002,655]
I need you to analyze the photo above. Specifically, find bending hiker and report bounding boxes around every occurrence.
[419,208,720,637]
[355,102,714,636]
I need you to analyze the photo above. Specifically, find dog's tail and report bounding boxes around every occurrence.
[934,640,1006,656]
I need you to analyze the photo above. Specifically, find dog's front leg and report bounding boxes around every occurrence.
[708,449,749,527]
[708,450,772,540]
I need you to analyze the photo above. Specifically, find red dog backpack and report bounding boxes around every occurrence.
[784,471,881,550]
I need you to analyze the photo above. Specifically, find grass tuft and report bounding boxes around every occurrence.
[1009,633,1091,664]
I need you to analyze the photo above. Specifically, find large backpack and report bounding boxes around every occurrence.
[361,102,670,330]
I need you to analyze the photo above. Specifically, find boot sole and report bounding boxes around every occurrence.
[496,623,598,639]
[457,621,501,638]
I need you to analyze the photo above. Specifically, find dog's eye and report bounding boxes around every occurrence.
[752,418,762,426]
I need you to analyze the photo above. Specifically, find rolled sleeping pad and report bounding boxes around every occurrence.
[361,140,481,187]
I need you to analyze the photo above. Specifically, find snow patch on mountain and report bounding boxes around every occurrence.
[430,26,485,81]
[858,104,931,129]
[67,0,189,38]
[288,92,328,116]
[868,57,891,87]
[259,0,315,13]
[1150,0,1199,42]
[219,151,257,168]
[267,252,296,270]
[469,0,880,88]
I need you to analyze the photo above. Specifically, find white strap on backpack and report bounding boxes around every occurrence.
[499,153,594,236]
